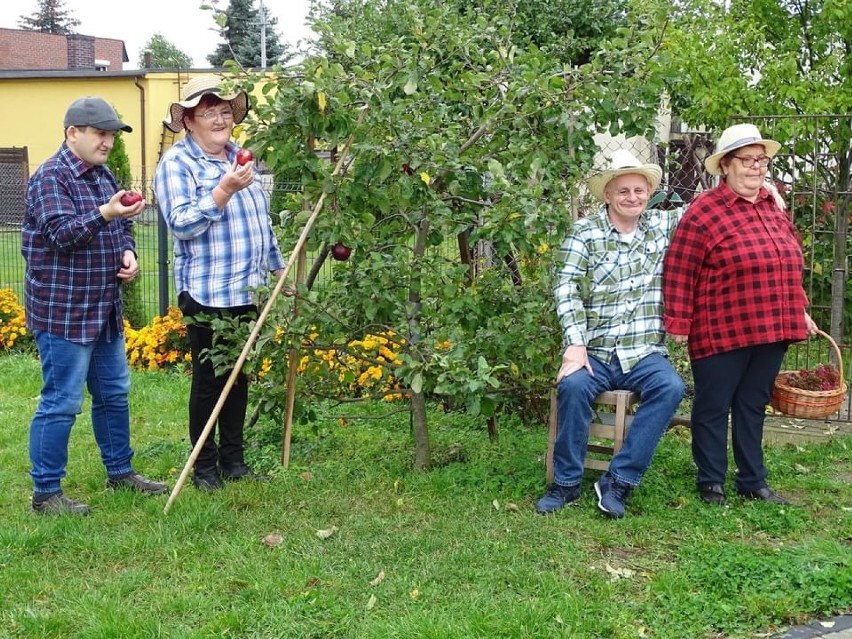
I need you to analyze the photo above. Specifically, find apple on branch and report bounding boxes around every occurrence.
[331,242,352,261]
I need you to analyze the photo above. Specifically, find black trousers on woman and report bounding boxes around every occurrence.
[178,292,257,474]
[690,341,787,492]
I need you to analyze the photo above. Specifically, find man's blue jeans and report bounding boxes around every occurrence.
[552,353,685,487]
[29,327,134,495]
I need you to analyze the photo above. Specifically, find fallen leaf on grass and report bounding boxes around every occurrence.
[605,563,635,580]
[492,499,500,510]
[369,570,386,587]
[300,471,313,481]
[366,594,377,610]
[505,502,519,512]
[316,526,338,540]
[262,533,283,548]
[410,588,420,600]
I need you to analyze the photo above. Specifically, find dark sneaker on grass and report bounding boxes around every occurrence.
[219,462,269,482]
[192,469,224,492]
[107,472,169,495]
[32,492,91,516]
[595,474,633,519]
[535,483,581,514]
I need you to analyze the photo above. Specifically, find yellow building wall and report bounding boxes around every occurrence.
[0,71,262,200]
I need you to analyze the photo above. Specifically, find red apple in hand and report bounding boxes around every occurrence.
[120,191,143,206]
[236,148,254,166]
[331,242,352,261]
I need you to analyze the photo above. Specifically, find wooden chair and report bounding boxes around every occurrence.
[545,388,639,483]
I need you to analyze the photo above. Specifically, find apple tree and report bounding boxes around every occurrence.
[233,0,672,469]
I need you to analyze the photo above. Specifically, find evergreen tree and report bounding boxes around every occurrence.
[207,0,290,68]
[139,33,193,69]
[106,116,145,328]
[18,0,80,34]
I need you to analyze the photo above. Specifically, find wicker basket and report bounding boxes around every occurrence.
[771,330,847,419]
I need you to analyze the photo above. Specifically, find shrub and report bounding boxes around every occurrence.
[0,289,32,353]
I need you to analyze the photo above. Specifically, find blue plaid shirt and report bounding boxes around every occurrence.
[154,135,286,308]
[22,143,134,345]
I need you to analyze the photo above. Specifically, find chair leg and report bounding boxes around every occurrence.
[545,388,557,484]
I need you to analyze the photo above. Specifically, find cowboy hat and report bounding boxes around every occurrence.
[587,149,662,202]
[704,123,781,176]
[164,75,249,133]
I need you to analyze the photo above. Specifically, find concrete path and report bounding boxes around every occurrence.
[772,616,852,639]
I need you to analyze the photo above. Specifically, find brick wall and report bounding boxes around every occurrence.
[0,28,125,71]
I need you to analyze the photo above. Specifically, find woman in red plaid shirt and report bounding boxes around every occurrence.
[663,124,818,507]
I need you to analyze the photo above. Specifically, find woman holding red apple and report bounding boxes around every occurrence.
[154,75,287,492]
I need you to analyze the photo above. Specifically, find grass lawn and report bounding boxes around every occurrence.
[0,353,850,638]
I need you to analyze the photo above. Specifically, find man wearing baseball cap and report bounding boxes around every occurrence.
[537,149,686,519]
[21,96,168,515]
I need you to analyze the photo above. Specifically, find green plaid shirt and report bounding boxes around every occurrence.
[554,205,683,372]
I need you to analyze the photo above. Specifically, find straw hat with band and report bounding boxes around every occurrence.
[164,75,249,133]
[587,149,663,202]
[704,123,781,176]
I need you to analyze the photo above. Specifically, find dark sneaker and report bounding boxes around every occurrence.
[32,492,91,516]
[107,472,169,495]
[219,462,269,482]
[698,483,727,505]
[595,474,633,519]
[192,469,224,492]
[535,483,581,514]
[737,486,789,505]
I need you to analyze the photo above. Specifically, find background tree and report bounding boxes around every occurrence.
[18,0,80,34]
[105,115,145,329]
[139,33,193,69]
[207,0,290,68]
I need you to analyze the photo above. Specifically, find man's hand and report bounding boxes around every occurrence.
[117,250,139,282]
[557,345,592,383]
[101,191,145,222]
[669,333,688,344]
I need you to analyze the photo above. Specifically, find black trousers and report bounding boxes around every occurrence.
[178,292,257,472]
[690,342,787,491]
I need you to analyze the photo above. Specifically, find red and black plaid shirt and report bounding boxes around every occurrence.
[663,180,808,360]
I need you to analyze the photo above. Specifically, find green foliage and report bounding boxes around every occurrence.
[106,124,145,328]
[139,33,193,69]
[218,0,673,450]
[205,0,291,68]
[17,0,80,34]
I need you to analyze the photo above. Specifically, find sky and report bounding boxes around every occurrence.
[0,0,315,68]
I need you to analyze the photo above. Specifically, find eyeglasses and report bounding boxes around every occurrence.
[196,109,234,122]
[732,155,771,168]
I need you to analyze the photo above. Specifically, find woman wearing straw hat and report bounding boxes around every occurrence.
[154,75,286,491]
[663,123,818,506]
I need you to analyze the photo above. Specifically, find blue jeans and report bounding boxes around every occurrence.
[29,326,134,495]
[552,353,685,487]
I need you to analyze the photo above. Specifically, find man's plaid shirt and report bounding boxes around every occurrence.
[554,205,683,373]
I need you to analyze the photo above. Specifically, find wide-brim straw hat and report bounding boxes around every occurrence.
[164,75,249,133]
[704,123,781,176]
[587,149,663,202]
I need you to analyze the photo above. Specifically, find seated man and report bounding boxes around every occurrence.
[537,150,686,518]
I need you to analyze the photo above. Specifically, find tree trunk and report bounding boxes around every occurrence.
[408,214,431,470]
[829,125,850,353]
